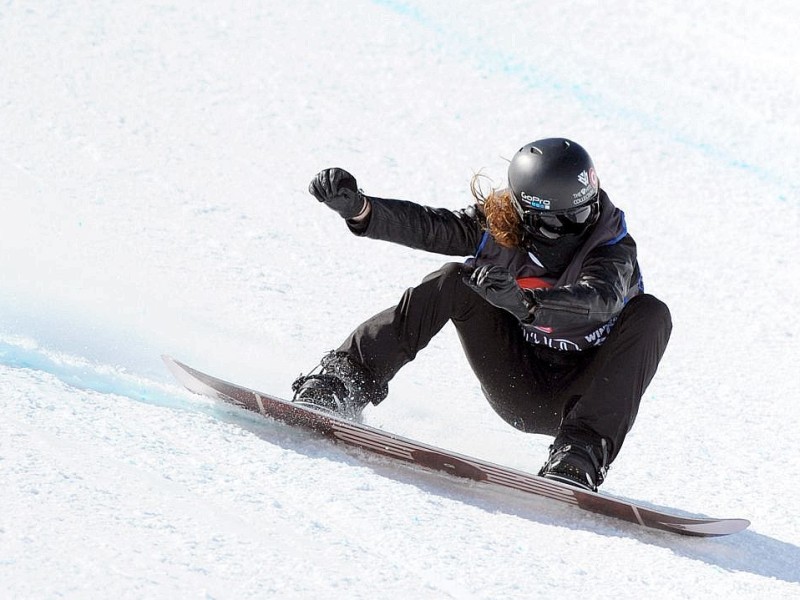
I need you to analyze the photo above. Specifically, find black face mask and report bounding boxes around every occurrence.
[523,229,589,274]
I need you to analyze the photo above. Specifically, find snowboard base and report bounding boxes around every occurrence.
[163,355,750,537]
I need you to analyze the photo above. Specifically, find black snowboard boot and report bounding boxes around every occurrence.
[538,435,610,492]
[291,351,387,421]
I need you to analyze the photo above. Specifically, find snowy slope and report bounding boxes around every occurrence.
[1,1,799,598]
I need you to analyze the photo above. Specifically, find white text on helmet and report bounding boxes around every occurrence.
[520,192,550,210]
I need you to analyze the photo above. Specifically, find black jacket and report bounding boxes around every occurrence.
[350,190,642,351]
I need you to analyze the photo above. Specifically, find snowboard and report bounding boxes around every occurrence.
[162,355,750,537]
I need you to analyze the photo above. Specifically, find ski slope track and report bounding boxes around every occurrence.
[1,1,799,598]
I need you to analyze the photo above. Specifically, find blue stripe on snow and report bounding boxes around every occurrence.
[370,0,796,202]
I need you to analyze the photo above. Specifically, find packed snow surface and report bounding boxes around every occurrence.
[1,1,799,598]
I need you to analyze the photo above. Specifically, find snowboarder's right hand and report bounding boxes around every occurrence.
[309,168,367,219]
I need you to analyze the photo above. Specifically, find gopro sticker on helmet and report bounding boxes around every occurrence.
[520,191,550,210]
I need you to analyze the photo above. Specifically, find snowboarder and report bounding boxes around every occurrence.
[292,138,672,491]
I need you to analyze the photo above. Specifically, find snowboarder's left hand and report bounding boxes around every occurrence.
[465,265,536,323]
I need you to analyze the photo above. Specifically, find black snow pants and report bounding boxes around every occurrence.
[338,262,672,461]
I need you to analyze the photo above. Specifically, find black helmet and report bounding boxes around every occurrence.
[508,138,600,238]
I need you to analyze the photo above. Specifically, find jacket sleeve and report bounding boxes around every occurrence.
[347,196,485,256]
[528,235,638,329]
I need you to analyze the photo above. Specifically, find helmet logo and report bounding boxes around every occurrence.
[520,191,550,210]
[572,167,598,205]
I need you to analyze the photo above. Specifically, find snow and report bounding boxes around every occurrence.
[1,0,799,597]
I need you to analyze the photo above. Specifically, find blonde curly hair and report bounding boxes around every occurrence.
[470,173,523,248]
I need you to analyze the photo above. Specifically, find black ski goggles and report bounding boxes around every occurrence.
[512,195,600,239]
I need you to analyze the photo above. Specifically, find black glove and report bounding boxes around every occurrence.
[465,265,536,323]
[308,168,366,219]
